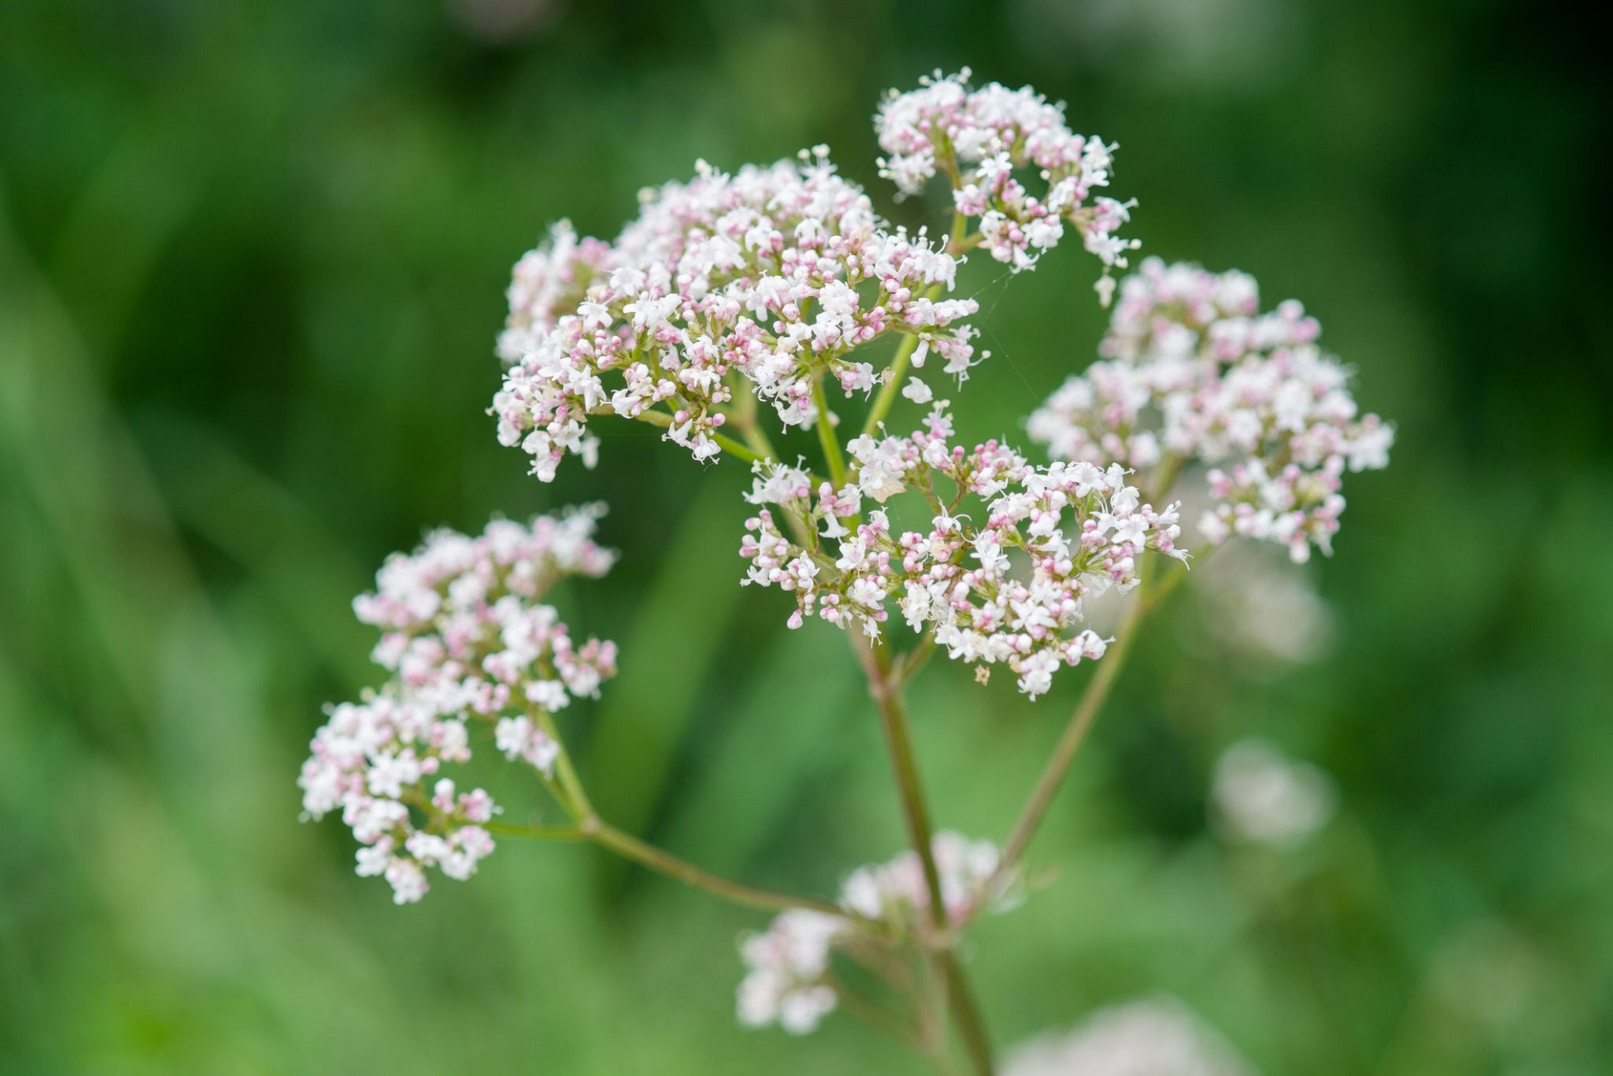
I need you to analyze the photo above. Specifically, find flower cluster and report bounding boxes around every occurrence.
[1211,739,1337,847]
[1002,996,1256,1076]
[876,68,1137,281]
[741,404,1185,697]
[493,150,980,481]
[738,832,1008,1034]
[1027,257,1393,562]
[298,509,619,903]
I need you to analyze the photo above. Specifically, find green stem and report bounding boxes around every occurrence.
[852,634,996,1076]
[995,584,1147,876]
[485,820,585,841]
[812,377,847,487]
[585,818,844,917]
[861,213,971,441]
[826,974,925,1054]
[860,313,936,440]
[731,378,780,463]
[713,430,764,465]
[532,706,593,817]
[531,705,844,918]
[989,458,1193,878]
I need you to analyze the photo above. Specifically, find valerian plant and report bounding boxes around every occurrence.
[299,69,1392,1074]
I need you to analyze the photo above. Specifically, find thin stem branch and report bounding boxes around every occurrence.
[826,974,925,1054]
[851,633,996,1076]
[531,706,593,817]
[812,377,848,487]
[485,820,585,841]
[585,818,844,917]
[861,213,971,440]
[531,706,839,918]
[713,430,764,465]
[987,456,1194,880]
[996,587,1147,876]
[860,312,936,439]
[936,950,993,1076]
[730,379,780,463]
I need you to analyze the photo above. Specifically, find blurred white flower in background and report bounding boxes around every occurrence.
[448,0,566,42]
[1195,542,1337,667]
[1211,739,1337,847]
[1002,995,1256,1076]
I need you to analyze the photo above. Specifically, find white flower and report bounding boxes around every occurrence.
[1002,996,1257,1076]
[1027,258,1392,563]
[300,510,619,902]
[902,376,934,403]
[736,832,1016,1035]
[1211,739,1337,847]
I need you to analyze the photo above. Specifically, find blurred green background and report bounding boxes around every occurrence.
[2,0,1609,1072]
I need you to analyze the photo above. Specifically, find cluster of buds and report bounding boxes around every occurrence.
[737,832,1010,1034]
[298,509,619,903]
[875,68,1138,284]
[493,150,979,481]
[1027,257,1393,562]
[741,403,1185,697]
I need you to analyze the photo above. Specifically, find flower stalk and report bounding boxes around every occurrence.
[853,633,997,1076]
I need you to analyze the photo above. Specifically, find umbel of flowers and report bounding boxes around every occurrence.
[298,509,619,903]
[1026,257,1393,562]
[739,404,1187,698]
[301,69,1392,1075]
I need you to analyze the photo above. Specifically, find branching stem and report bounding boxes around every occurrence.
[994,580,1147,878]
[860,213,972,440]
[584,817,844,917]
[851,633,996,1076]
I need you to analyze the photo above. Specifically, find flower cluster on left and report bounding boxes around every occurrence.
[298,508,618,903]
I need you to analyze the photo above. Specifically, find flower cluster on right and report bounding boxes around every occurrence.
[1028,257,1393,562]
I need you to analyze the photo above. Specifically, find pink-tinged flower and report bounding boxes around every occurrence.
[1027,258,1393,562]
[1003,995,1256,1076]
[876,68,1138,287]
[299,508,619,903]
[494,149,980,481]
[741,405,1185,697]
[736,832,1015,1034]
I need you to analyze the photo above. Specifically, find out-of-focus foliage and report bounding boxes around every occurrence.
[1,0,1609,1072]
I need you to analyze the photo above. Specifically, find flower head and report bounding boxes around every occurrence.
[494,150,979,480]
[1002,995,1256,1076]
[1211,738,1337,847]
[299,508,619,903]
[1027,258,1393,562]
[876,68,1138,283]
[742,404,1185,697]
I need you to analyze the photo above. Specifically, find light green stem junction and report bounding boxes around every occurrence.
[813,377,848,487]
[861,211,970,440]
[585,817,843,917]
